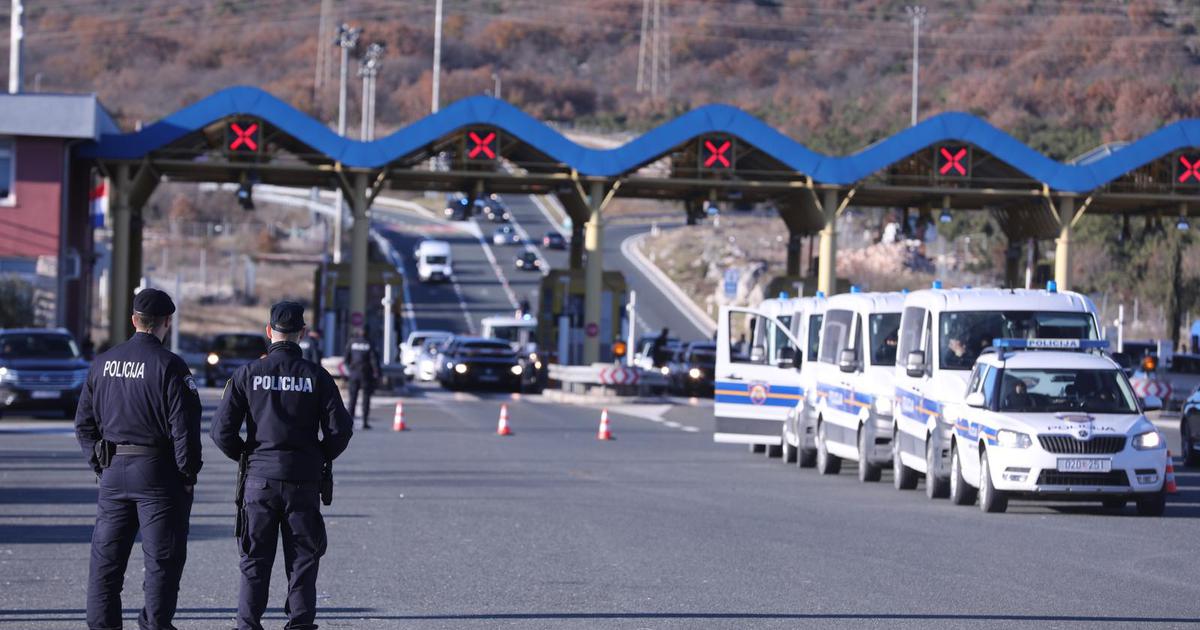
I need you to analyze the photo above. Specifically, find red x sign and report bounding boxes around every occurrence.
[1179,154,1200,184]
[939,146,968,176]
[229,122,259,151]
[704,139,732,168]
[468,131,496,159]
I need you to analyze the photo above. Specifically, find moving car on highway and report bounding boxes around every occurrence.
[206,333,268,387]
[542,231,567,250]
[667,341,717,397]
[892,285,1099,498]
[514,251,541,271]
[400,330,453,380]
[415,239,453,283]
[481,314,545,389]
[0,328,89,418]
[812,290,904,482]
[484,195,510,222]
[414,337,452,382]
[946,338,1167,515]
[436,337,525,391]
[492,225,521,246]
[444,194,471,220]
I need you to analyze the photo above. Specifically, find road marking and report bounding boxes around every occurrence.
[500,196,550,277]
[664,420,682,429]
[619,231,717,337]
[468,219,521,310]
[681,426,700,433]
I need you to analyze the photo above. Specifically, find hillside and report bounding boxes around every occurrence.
[8,0,1200,159]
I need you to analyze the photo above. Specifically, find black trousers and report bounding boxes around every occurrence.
[88,453,193,630]
[347,378,373,425]
[238,475,327,630]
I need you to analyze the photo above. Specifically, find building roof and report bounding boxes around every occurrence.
[0,93,118,140]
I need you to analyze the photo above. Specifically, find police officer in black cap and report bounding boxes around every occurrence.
[74,288,203,630]
[298,328,323,365]
[210,301,353,630]
[342,327,381,429]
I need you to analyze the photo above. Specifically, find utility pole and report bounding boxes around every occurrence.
[905,5,926,127]
[332,22,361,265]
[432,0,443,113]
[9,0,22,94]
[636,0,650,93]
[491,72,501,99]
[313,0,334,110]
[638,0,670,98]
[651,0,661,97]
[360,42,385,141]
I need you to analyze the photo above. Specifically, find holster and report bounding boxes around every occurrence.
[93,440,116,470]
[320,463,333,506]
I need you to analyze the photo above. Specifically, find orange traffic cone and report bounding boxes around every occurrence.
[597,408,613,440]
[497,404,512,436]
[392,401,407,432]
[1165,450,1178,494]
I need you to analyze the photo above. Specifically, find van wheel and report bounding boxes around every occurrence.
[766,443,782,458]
[978,450,1008,513]
[857,428,881,482]
[949,445,977,506]
[893,431,918,490]
[816,422,841,475]
[1135,490,1166,517]
[925,437,950,499]
[750,444,765,454]
[781,435,798,464]
[798,447,817,468]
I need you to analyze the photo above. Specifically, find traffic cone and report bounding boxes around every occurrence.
[1165,450,1178,494]
[392,401,407,432]
[597,408,613,440]
[497,404,512,436]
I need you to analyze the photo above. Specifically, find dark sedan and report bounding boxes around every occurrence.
[205,333,268,387]
[542,232,567,249]
[514,251,541,271]
[667,342,717,397]
[436,338,525,391]
[0,328,89,418]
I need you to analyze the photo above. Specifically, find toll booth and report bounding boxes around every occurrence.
[313,262,403,356]
[538,269,627,365]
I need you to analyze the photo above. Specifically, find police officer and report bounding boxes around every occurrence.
[298,327,323,364]
[210,301,353,630]
[342,327,380,430]
[74,288,203,630]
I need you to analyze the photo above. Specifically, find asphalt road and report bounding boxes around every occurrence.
[1,390,1198,629]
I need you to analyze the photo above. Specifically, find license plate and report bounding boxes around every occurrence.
[479,375,499,382]
[1057,458,1112,473]
[30,390,60,400]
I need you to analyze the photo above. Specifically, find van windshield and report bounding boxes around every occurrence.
[939,311,1095,370]
[424,255,448,265]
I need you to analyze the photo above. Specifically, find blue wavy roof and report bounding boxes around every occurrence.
[80,85,1200,194]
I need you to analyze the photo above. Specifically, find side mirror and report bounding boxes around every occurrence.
[905,350,926,378]
[965,391,986,408]
[1141,395,1163,412]
[838,348,858,373]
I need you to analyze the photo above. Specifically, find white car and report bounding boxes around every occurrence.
[812,290,904,482]
[892,284,1099,498]
[947,339,1167,515]
[415,240,453,283]
[492,225,520,246]
[400,330,452,378]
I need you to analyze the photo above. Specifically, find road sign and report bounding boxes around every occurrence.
[700,136,734,170]
[598,365,639,386]
[936,145,970,177]
[350,311,364,327]
[585,322,599,337]
[468,131,496,159]
[1176,152,1200,187]
[723,268,740,297]
[225,119,262,155]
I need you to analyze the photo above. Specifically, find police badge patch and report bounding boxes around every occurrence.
[185,376,197,392]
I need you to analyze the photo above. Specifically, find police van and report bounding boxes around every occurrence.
[812,290,904,481]
[779,294,827,466]
[946,338,1167,515]
[713,297,807,449]
[892,285,1099,498]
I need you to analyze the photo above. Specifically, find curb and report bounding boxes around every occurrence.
[619,231,717,336]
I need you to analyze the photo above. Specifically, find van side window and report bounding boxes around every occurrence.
[727,311,758,364]
[981,364,999,407]
[819,309,854,364]
[852,314,865,364]
[807,314,823,362]
[922,313,933,374]
[897,306,926,361]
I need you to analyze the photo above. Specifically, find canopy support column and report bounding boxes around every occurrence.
[348,171,370,327]
[583,180,606,364]
[816,188,839,296]
[1054,196,1074,291]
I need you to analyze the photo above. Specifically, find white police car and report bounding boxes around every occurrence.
[947,339,1168,515]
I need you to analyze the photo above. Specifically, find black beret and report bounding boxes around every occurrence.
[132,288,176,317]
[270,301,306,333]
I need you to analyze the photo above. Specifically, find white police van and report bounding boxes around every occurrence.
[812,290,904,482]
[946,338,1167,515]
[892,284,1099,498]
[779,294,827,466]
[714,297,806,449]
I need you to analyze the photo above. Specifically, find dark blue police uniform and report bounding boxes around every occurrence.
[342,332,380,429]
[210,302,353,630]
[74,289,202,630]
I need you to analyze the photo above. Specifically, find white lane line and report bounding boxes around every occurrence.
[619,231,717,336]
[451,277,477,335]
[467,219,521,310]
[663,420,682,429]
[499,196,550,277]
[681,426,700,433]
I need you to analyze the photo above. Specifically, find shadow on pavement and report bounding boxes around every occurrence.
[0,487,97,505]
[0,523,228,545]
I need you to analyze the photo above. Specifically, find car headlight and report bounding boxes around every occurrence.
[534,361,543,369]
[454,363,468,374]
[996,429,1032,449]
[0,366,11,383]
[688,367,702,379]
[874,397,893,416]
[661,366,670,375]
[1133,430,1164,450]
[206,353,219,366]
[510,365,524,376]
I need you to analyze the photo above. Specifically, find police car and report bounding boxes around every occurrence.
[946,338,1168,515]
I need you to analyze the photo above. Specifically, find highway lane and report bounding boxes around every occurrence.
[605,221,711,344]
[2,392,1197,629]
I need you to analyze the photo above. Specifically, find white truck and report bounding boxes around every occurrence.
[811,290,905,481]
[891,285,1100,498]
[415,239,453,283]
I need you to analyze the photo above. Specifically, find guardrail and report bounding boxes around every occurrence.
[548,362,667,396]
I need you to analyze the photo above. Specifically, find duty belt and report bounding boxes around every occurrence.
[114,444,162,456]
